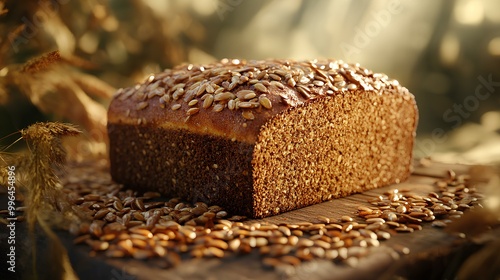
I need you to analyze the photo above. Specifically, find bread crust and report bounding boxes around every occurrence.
[108,59,415,143]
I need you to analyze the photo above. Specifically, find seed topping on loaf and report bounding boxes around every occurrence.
[114,58,407,123]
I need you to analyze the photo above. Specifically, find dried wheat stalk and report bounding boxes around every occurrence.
[20,122,81,229]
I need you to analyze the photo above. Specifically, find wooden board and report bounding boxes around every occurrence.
[0,160,498,280]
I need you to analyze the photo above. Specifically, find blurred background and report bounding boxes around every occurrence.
[0,0,499,163]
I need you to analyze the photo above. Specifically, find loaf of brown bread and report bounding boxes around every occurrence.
[107,59,418,218]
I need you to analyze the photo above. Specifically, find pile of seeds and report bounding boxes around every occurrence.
[0,164,485,271]
[359,170,480,232]
[59,164,483,269]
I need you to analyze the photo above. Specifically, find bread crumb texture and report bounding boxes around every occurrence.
[252,91,416,217]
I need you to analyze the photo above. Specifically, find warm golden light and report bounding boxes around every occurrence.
[440,33,460,65]
[454,0,484,25]
[488,36,500,56]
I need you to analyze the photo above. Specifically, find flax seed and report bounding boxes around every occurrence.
[84,194,101,201]
[89,221,104,237]
[130,228,153,238]
[94,209,110,219]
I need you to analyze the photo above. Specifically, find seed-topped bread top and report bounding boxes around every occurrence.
[108,58,413,143]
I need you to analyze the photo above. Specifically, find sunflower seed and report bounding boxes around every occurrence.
[214,92,235,101]
[136,102,149,110]
[202,95,214,108]
[213,104,224,112]
[242,111,255,120]
[187,108,200,116]
[259,95,273,109]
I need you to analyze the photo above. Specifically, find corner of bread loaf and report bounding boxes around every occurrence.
[251,88,417,218]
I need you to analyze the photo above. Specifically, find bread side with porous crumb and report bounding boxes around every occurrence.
[107,59,418,218]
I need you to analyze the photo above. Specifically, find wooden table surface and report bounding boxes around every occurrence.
[1,160,498,280]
